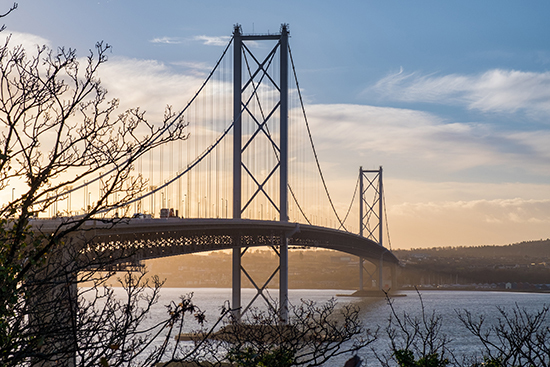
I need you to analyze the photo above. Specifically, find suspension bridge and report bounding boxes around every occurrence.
[30,24,399,321]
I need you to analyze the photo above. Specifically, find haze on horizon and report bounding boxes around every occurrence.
[4,1,549,249]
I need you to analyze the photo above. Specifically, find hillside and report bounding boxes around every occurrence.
[395,238,550,288]
[142,239,550,290]
[395,239,550,259]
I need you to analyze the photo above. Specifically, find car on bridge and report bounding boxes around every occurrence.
[132,213,152,219]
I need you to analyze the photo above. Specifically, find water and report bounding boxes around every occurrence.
[113,288,550,365]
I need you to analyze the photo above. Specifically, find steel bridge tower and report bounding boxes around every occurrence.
[358,166,394,292]
[232,24,290,322]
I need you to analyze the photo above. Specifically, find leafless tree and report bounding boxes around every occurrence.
[161,298,375,367]
[372,290,550,367]
[0,8,195,365]
[458,305,550,367]
[374,290,452,367]
[0,3,16,32]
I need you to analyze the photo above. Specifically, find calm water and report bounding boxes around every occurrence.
[120,288,550,365]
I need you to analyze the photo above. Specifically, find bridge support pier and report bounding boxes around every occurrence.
[358,256,384,291]
[232,236,242,322]
[359,257,364,291]
[279,235,289,323]
[380,251,398,291]
[379,254,384,291]
[391,262,397,290]
[357,255,397,294]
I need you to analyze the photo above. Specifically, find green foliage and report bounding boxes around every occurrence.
[227,346,295,367]
[473,357,505,367]
[394,349,449,367]
[0,217,37,355]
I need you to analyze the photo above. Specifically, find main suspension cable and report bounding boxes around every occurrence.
[288,45,348,232]
[382,184,392,250]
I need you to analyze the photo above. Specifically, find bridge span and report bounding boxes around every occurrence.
[34,218,398,264]
[25,25,400,323]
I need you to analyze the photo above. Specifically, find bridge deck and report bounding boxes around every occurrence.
[32,218,399,264]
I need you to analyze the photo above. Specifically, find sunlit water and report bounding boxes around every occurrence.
[101,288,550,366]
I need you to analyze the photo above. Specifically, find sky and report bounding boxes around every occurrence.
[5,1,550,249]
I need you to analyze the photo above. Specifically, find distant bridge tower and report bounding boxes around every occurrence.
[358,166,392,291]
[232,24,290,322]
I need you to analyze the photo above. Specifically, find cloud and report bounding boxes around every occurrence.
[150,35,233,47]
[384,180,550,205]
[193,35,231,46]
[393,198,550,224]
[150,37,182,44]
[366,68,550,119]
[169,61,214,77]
[303,104,550,176]
[171,61,212,70]
[3,31,50,54]
[96,57,204,120]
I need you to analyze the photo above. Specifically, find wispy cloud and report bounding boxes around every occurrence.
[193,35,231,46]
[170,61,212,70]
[393,198,550,224]
[150,35,232,47]
[366,68,550,119]
[304,104,550,176]
[169,61,213,77]
[150,37,182,44]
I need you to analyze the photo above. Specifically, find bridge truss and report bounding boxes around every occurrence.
[231,24,292,321]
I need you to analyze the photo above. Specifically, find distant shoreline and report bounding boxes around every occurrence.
[151,286,550,295]
[85,284,550,295]
[401,287,550,294]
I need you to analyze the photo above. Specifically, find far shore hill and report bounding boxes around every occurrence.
[138,239,550,291]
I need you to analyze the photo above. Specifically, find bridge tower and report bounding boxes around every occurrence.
[232,24,290,322]
[358,166,393,291]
